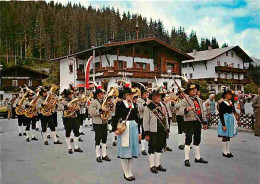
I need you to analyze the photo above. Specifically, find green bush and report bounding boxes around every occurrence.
[244,83,259,94]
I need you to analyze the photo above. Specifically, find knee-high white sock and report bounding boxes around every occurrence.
[65,137,72,149]
[178,134,184,146]
[96,145,101,158]
[51,131,58,142]
[23,126,26,132]
[121,159,130,178]
[226,141,230,154]
[36,122,39,129]
[18,126,22,133]
[79,126,82,133]
[31,130,36,138]
[184,145,190,160]
[101,143,107,157]
[26,131,31,138]
[74,137,79,149]
[128,159,133,177]
[222,142,227,154]
[149,154,155,168]
[194,145,201,160]
[155,152,162,167]
[141,140,146,151]
[111,132,115,142]
[108,124,112,131]
[42,132,48,142]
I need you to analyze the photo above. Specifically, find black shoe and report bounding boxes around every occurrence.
[19,133,22,136]
[130,176,135,181]
[26,138,30,142]
[195,158,208,164]
[142,150,147,155]
[70,138,74,143]
[47,135,51,139]
[32,137,38,141]
[228,153,234,157]
[150,166,158,174]
[23,132,26,136]
[115,136,117,140]
[79,138,83,142]
[35,128,39,131]
[96,156,102,163]
[166,147,172,152]
[56,134,59,138]
[112,141,117,146]
[123,174,133,181]
[184,160,190,167]
[90,124,92,126]
[54,140,62,144]
[156,165,166,172]
[85,125,88,127]
[109,130,112,133]
[80,132,85,135]
[68,149,73,154]
[179,145,185,150]
[74,147,83,152]
[102,155,111,161]
[91,129,94,131]
[44,141,49,145]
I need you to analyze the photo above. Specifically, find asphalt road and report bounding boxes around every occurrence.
[0,115,259,184]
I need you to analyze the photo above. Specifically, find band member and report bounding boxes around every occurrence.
[78,91,86,136]
[15,90,26,136]
[52,92,59,138]
[59,89,83,154]
[175,90,185,150]
[143,88,169,174]
[218,89,240,158]
[24,91,38,142]
[137,87,149,155]
[112,84,141,181]
[37,87,62,145]
[11,94,17,119]
[179,83,208,167]
[89,86,111,163]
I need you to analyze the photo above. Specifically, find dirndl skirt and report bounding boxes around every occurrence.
[218,113,238,138]
[117,120,139,159]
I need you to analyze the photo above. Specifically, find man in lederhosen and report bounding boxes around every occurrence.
[143,88,169,174]
[137,87,149,155]
[175,90,185,150]
[89,86,111,163]
[15,89,26,136]
[179,83,208,167]
[37,87,62,145]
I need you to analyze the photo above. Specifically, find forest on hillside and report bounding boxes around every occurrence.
[0,1,227,63]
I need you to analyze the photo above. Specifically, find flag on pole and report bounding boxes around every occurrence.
[85,56,93,89]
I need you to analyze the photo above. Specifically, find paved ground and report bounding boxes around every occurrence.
[0,114,259,184]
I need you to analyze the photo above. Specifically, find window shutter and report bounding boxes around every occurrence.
[146,63,150,71]
[123,61,127,69]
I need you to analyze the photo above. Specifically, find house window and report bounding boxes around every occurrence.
[69,63,73,73]
[217,61,221,66]
[28,80,32,86]
[232,73,234,79]
[231,52,234,57]
[238,74,241,80]
[0,94,3,100]
[182,63,187,68]
[78,64,84,72]
[167,63,175,71]
[118,61,124,69]
[185,73,187,78]
[225,73,227,79]
[190,73,193,79]
[189,63,193,68]
[226,52,228,56]
[237,85,241,91]
[218,85,221,92]
[218,73,221,78]
[237,64,240,68]
[231,63,234,67]
[224,62,228,67]
[95,62,100,69]
[142,63,146,70]
[12,80,18,87]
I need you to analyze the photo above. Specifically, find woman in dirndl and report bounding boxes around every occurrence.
[218,89,240,158]
[112,83,141,181]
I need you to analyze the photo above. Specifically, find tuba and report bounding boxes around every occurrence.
[41,84,59,116]
[101,87,119,121]
[25,91,41,118]
[15,85,33,115]
[64,95,86,117]
[132,87,141,97]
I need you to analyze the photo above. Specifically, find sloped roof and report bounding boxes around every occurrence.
[251,57,260,66]
[50,37,193,61]
[3,65,49,78]
[182,46,253,63]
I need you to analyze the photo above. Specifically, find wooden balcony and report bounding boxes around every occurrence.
[215,66,247,74]
[192,78,250,85]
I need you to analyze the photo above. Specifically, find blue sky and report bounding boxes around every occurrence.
[48,0,260,58]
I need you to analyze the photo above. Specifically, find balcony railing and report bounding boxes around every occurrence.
[215,66,247,74]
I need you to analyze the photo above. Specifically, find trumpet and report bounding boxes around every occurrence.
[25,91,41,118]
[64,95,86,117]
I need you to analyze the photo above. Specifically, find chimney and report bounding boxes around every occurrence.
[193,49,197,55]
[208,46,212,50]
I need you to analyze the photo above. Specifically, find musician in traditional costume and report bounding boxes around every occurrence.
[218,89,240,158]
[112,84,141,181]
[15,89,26,136]
[137,87,149,155]
[37,87,62,145]
[23,91,38,142]
[143,87,169,174]
[89,86,111,163]
[78,91,86,136]
[58,89,83,154]
[175,90,185,150]
[179,83,208,167]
